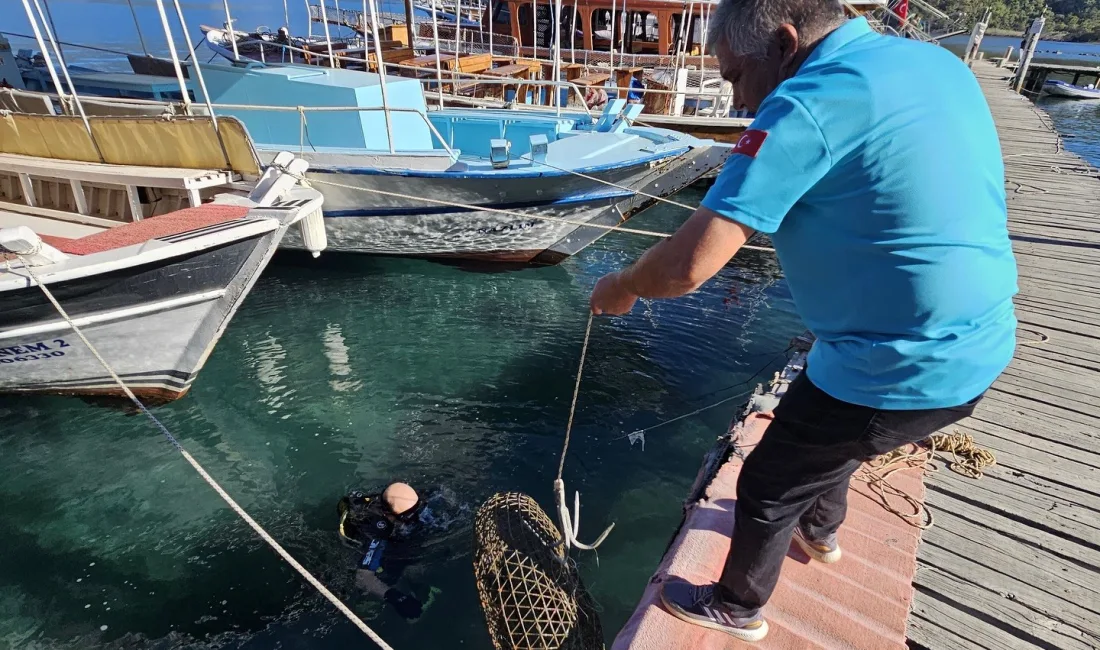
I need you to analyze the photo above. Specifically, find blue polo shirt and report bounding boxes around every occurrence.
[702,18,1017,409]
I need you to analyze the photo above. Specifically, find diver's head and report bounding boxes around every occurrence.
[382,482,419,518]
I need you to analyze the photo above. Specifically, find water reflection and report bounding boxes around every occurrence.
[0,188,805,649]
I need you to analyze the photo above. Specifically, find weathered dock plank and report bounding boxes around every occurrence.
[908,59,1100,650]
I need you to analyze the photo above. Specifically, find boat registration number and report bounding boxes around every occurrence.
[0,338,70,364]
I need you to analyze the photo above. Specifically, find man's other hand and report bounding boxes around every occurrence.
[590,272,639,315]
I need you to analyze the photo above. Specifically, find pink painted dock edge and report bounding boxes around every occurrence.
[613,412,924,650]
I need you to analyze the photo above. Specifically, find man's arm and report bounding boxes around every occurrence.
[590,207,754,315]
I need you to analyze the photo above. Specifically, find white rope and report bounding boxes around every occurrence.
[2,251,396,650]
[554,312,614,552]
[612,388,750,442]
[280,168,775,251]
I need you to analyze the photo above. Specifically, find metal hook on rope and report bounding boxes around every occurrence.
[553,312,614,553]
[554,478,615,551]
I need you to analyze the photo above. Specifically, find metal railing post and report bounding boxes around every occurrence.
[23,0,106,162]
[365,0,397,153]
[221,0,240,60]
[170,0,233,169]
[150,0,193,115]
[318,1,338,67]
[430,0,445,108]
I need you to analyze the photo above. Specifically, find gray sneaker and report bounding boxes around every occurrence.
[659,580,769,642]
[793,526,842,564]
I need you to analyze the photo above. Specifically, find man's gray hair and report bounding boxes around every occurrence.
[708,0,845,60]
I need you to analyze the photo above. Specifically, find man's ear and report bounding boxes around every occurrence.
[775,23,800,69]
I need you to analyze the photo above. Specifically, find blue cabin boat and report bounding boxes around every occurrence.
[193,60,729,263]
[10,43,728,263]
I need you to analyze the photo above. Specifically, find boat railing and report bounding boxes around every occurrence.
[215,34,735,119]
[377,59,739,119]
[419,23,522,58]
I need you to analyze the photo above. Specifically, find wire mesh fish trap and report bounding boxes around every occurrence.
[474,492,604,650]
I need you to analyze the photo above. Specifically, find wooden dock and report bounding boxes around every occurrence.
[908,60,1100,650]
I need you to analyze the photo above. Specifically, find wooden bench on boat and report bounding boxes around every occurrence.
[0,153,238,226]
[480,63,538,100]
[573,73,612,88]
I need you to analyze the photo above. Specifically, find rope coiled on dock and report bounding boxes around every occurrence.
[855,431,997,529]
[929,431,997,479]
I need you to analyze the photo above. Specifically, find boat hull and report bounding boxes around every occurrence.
[0,234,280,403]
[279,143,730,263]
[1043,81,1100,99]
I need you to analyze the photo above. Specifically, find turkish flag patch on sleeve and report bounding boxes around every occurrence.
[732,129,768,158]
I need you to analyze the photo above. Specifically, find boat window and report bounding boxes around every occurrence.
[517,3,556,47]
[669,13,702,55]
[492,0,510,25]
[622,11,658,53]
[561,5,583,49]
[590,9,622,51]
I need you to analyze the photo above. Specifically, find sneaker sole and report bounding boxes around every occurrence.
[793,533,842,564]
[659,589,769,642]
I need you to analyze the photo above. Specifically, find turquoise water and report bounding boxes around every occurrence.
[0,186,803,649]
[2,13,1099,648]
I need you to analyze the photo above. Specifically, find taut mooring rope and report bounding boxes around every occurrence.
[280,169,775,252]
[2,250,396,650]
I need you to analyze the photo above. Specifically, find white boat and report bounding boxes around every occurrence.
[1043,79,1100,99]
[0,85,327,402]
[0,158,324,403]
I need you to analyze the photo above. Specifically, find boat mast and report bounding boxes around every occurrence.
[20,0,104,162]
[488,0,494,56]
[552,0,562,111]
[169,0,233,169]
[317,1,338,66]
[220,0,240,60]
[125,0,151,56]
[698,1,708,107]
[150,0,193,115]
[569,0,577,63]
[405,0,416,50]
[609,0,616,69]
[307,0,314,39]
[40,0,67,63]
[364,0,396,153]
[531,0,537,60]
[430,0,444,107]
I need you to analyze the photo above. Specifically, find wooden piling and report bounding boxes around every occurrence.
[1013,15,1045,93]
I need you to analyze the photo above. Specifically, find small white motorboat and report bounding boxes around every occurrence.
[0,149,326,403]
[1042,79,1100,100]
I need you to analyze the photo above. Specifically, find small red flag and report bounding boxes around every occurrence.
[733,129,768,158]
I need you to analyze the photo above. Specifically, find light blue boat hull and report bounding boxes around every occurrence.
[277,143,730,263]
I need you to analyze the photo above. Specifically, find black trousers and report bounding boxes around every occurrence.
[717,372,981,616]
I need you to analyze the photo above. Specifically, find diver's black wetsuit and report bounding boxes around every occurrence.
[338,490,424,619]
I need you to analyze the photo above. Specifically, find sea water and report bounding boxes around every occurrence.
[3,8,1100,648]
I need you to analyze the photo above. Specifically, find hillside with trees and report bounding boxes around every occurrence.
[926,0,1100,41]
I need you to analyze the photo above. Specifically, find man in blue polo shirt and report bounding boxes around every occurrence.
[589,0,1017,642]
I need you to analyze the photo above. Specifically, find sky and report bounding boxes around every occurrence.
[1,0,333,55]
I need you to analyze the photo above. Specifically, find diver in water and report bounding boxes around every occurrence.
[338,482,428,619]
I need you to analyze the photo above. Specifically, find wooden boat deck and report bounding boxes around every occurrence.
[908,59,1100,650]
